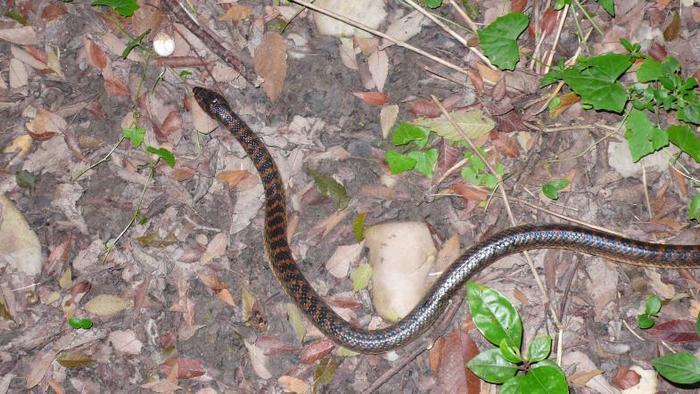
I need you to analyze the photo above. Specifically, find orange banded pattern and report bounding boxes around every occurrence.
[193,86,700,354]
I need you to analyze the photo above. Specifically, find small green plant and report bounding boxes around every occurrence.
[91,0,139,17]
[542,179,570,200]
[385,122,439,177]
[636,298,700,385]
[122,126,176,167]
[466,282,568,393]
[636,294,661,329]
[68,317,94,329]
[461,149,504,191]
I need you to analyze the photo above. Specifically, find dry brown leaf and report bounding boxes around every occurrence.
[647,41,667,61]
[46,47,64,77]
[254,32,287,102]
[160,358,206,380]
[368,49,388,92]
[216,289,236,306]
[84,294,130,316]
[200,232,228,264]
[541,7,559,37]
[669,167,688,197]
[324,243,363,278]
[0,26,38,45]
[511,0,527,12]
[612,366,640,389]
[352,91,389,106]
[9,58,28,89]
[278,376,310,393]
[216,169,255,189]
[155,111,181,141]
[26,109,66,139]
[663,12,680,41]
[11,46,47,70]
[3,134,32,157]
[219,4,253,21]
[490,131,520,158]
[103,78,130,97]
[354,37,379,55]
[42,4,67,21]
[475,62,501,84]
[380,104,399,138]
[299,338,335,364]
[109,330,143,355]
[568,369,603,387]
[83,38,109,70]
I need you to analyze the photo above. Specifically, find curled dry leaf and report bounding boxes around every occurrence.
[215,170,257,190]
[254,32,287,102]
[244,340,273,379]
[353,91,389,106]
[255,336,299,355]
[612,366,640,389]
[84,294,130,316]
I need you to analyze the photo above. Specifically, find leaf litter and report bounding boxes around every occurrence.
[0,0,699,392]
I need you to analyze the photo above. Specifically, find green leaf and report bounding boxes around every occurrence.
[145,146,176,167]
[560,53,633,112]
[652,352,700,385]
[620,38,640,54]
[92,0,139,16]
[391,122,430,148]
[644,294,662,315]
[467,281,523,349]
[351,263,372,291]
[637,314,655,329]
[636,59,663,82]
[461,167,479,184]
[386,150,417,174]
[596,0,615,16]
[624,109,668,162]
[518,360,569,393]
[690,194,700,222]
[123,127,145,147]
[413,109,495,143]
[478,12,529,70]
[661,56,680,75]
[423,0,442,9]
[527,336,552,362]
[68,317,94,329]
[407,148,438,177]
[466,348,518,384]
[542,179,570,200]
[353,212,366,242]
[313,357,338,390]
[307,169,350,210]
[668,124,700,163]
[499,338,522,364]
[679,101,700,125]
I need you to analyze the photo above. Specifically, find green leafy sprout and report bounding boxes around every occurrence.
[466,282,568,392]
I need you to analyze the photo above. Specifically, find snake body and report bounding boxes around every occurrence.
[193,86,700,354]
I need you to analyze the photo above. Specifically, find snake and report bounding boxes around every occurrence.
[192,86,700,354]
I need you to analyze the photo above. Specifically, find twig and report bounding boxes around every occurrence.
[621,319,646,342]
[445,0,478,33]
[543,4,569,74]
[402,0,495,68]
[163,0,255,84]
[72,136,125,181]
[289,0,471,79]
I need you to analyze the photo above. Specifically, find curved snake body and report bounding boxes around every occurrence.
[193,86,700,353]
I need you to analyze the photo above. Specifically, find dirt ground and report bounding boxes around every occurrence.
[1,0,700,393]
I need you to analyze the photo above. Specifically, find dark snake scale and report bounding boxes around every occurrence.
[193,86,700,354]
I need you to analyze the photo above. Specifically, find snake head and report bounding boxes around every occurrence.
[192,87,231,117]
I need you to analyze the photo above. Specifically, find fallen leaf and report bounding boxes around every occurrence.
[254,32,287,102]
[612,366,640,389]
[380,104,399,138]
[219,4,253,21]
[299,338,335,364]
[160,358,206,380]
[278,375,310,393]
[0,26,38,45]
[541,7,559,37]
[109,330,143,355]
[200,232,228,264]
[663,12,680,41]
[103,78,130,96]
[353,91,389,106]
[9,58,28,89]
[647,320,700,343]
[84,294,130,316]
[368,49,388,92]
